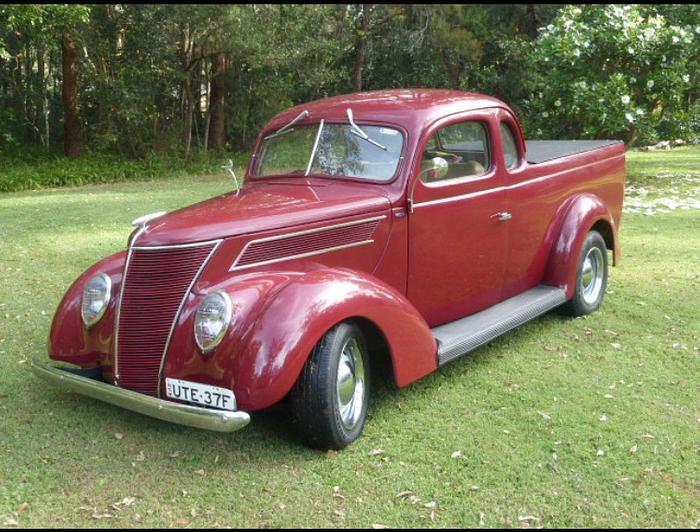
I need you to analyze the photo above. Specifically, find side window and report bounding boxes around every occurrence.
[419,121,490,183]
[500,122,519,169]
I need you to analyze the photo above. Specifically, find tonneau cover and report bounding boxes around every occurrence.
[526,140,621,164]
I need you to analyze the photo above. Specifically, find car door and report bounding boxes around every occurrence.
[407,111,508,328]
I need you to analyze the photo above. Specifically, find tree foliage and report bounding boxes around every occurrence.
[0,3,697,159]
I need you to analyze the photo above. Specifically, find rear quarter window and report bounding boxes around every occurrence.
[500,122,519,169]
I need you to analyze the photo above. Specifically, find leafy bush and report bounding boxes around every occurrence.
[0,149,246,193]
[523,5,699,145]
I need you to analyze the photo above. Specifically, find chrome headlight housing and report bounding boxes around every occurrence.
[81,273,112,327]
[194,292,233,354]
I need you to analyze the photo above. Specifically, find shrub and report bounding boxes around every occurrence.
[523,5,699,145]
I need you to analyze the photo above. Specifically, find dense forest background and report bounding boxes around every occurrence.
[0,4,698,166]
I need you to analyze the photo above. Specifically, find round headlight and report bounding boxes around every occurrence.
[81,273,112,327]
[194,292,233,354]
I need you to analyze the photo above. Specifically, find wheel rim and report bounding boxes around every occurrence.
[336,336,366,431]
[581,247,604,305]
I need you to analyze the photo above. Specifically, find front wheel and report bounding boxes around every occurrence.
[561,230,608,316]
[291,321,370,450]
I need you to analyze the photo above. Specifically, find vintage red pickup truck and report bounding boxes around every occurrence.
[33,89,625,449]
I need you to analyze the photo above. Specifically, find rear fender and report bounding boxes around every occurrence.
[543,194,618,299]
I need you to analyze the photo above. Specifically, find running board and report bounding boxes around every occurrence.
[433,285,568,367]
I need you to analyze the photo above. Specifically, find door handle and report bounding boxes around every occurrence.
[491,212,512,221]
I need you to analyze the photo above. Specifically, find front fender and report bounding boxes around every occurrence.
[49,251,126,372]
[216,268,438,411]
[542,194,617,299]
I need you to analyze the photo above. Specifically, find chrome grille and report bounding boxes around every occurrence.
[116,241,218,396]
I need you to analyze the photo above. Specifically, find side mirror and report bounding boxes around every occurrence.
[427,156,449,180]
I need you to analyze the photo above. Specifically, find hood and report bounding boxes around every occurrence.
[133,180,391,247]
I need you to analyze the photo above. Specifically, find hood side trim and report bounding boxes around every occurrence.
[230,215,386,271]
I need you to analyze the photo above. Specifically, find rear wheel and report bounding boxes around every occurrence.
[562,230,608,316]
[291,321,370,450]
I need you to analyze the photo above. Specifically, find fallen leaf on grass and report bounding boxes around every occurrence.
[610,343,622,350]
[396,491,413,499]
[537,411,551,420]
[599,415,608,422]
[424,501,437,509]
[368,448,384,457]
[114,433,124,440]
[629,444,638,454]
[518,515,540,522]
[135,451,145,462]
[596,449,605,457]
[451,451,462,459]
[194,469,205,476]
[3,518,18,527]
[169,451,181,459]
[16,502,28,514]
[92,512,114,520]
[604,394,614,399]
[112,497,136,511]
[371,525,388,529]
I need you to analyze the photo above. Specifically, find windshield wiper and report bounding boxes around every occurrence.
[264,109,310,140]
[346,108,387,151]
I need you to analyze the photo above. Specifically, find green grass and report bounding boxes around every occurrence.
[0,149,698,528]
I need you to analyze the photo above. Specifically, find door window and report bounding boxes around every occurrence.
[419,121,490,183]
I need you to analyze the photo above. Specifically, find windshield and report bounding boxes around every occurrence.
[255,123,404,182]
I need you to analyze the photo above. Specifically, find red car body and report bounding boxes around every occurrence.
[40,89,625,427]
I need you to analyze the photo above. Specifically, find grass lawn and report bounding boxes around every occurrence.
[0,149,698,528]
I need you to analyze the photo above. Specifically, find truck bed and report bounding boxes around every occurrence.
[526,140,621,164]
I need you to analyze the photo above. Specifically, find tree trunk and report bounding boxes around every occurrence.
[62,35,82,158]
[524,4,540,39]
[180,27,194,156]
[352,4,371,92]
[207,52,226,151]
[37,40,49,151]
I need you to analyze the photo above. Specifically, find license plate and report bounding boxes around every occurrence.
[165,378,235,411]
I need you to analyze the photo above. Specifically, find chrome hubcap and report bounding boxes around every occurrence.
[581,247,604,305]
[336,337,366,430]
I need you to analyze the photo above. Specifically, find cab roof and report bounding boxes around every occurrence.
[264,89,513,134]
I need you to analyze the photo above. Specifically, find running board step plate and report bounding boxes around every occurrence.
[433,285,568,367]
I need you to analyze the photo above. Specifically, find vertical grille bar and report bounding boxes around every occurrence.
[115,241,218,396]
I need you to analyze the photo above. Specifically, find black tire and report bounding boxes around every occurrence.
[291,321,370,450]
[561,230,608,316]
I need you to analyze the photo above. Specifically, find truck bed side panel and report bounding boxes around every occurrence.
[502,142,625,300]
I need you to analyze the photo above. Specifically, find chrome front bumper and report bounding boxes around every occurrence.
[31,359,250,433]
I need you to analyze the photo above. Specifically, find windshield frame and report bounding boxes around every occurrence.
[250,119,409,185]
